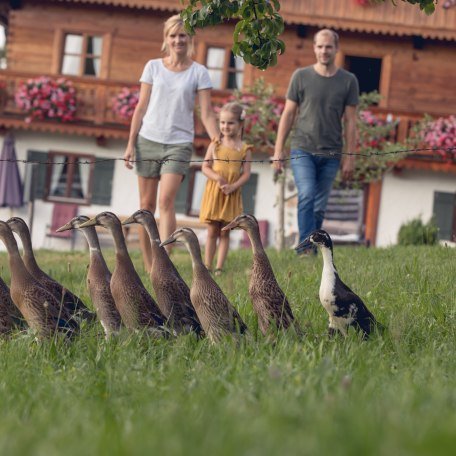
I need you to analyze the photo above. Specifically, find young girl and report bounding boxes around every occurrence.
[199,102,252,275]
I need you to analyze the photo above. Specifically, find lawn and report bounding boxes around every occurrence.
[0,245,455,455]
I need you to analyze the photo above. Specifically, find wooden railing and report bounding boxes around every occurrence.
[0,70,434,152]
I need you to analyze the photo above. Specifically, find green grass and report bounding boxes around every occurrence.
[0,245,455,455]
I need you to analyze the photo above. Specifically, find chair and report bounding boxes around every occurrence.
[322,188,366,245]
[45,203,78,249]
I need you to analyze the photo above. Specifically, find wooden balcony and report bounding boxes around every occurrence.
[0,70,452,167]
[0,70,135,140]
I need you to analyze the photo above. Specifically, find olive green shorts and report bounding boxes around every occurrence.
[135,135,193,178]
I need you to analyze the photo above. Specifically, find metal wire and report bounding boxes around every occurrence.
[1,146,455,166]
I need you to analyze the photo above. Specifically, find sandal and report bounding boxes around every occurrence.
[214,268,224,276]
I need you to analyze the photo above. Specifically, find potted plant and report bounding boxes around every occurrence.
[14,76,77,123]
[112,86,140,121]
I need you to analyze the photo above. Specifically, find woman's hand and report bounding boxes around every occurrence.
[124,144,135,169]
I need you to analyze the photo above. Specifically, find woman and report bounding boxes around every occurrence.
[124,14,218,271]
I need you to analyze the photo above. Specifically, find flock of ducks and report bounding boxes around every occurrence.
[0,211,383,343]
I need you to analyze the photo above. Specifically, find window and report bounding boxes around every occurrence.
[0,25,6,69]
[61,33,103,77]
[345,55,382,95]
[433,191,456,241]
[25,150,115,206]
[206,46,244,90]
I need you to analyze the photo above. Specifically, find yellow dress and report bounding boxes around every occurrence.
[199,141,252,224]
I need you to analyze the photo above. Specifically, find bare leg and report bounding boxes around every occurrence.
[158,173,184,252]
[216,225,230,271]
[205,222,220,270]
[138,176,159,272]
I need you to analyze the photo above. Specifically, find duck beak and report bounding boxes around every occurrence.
[222,220,239,231]
[55,222,73,233]
[295,235,312,252]
[121,215,135,226]
[79,217,98,228]
[159,236,176,248]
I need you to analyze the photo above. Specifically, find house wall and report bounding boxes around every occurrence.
[376,169,456,247]
[0,131,277,251]
[7,2,456,116]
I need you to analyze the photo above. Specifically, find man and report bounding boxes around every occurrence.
[273,29,359,255]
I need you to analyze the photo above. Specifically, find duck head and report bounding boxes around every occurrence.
[6,217,29,236]
[55,215,90,233]
[79,211,120,230]
[160,227,197,249]
[0,220,16,244]
[222,213,258,232]
[122,209,154,227]
[296,229,333,252]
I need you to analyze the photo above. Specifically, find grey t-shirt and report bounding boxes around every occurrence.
[287,66,359,154]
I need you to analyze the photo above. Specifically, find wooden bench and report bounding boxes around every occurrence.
[321,188,366,245]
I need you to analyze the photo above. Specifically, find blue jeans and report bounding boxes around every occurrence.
[290,150,341,252]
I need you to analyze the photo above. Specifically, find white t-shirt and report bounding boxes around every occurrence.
[138,59,213,144]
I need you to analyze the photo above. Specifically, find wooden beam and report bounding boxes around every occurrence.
[364,180,382,247]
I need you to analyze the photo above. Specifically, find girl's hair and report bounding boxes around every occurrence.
[220,102,246,122]
[161,15,194,58]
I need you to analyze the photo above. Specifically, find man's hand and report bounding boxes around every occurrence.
[341,155,356,181]
[271,151,285,173]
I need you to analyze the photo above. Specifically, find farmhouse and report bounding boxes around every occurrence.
[0,0,454,250]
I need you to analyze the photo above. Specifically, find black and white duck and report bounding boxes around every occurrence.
[297,229,382,339]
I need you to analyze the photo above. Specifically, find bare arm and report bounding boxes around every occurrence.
[272,99,298,171]
[201,142,227,187]
[198,88,219,140]
[123,83,152,169]
[221,148,252,195]
[341,104,358,180]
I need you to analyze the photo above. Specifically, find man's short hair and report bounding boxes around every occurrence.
[314,29,339,48]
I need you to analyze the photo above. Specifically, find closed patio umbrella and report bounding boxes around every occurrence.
[0,133,24,209]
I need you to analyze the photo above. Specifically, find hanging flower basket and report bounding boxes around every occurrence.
[14,76,77,123]
[112,86,139,121]
[420,115,456,160]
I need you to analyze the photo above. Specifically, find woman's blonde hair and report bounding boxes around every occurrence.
[161,14,194,58]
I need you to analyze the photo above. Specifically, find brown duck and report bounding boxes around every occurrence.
[7,217,95,322]
[56,215,122,337]
[79,212,166,335]
[0,221,78,339]
[223,214,302,337]
[0,276,27,332]
[122,210,202,335]
[161,227,247,343]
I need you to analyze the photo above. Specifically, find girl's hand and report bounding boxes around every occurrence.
[221,184,235,195]
[124,144,135,169]
[216,176,228,188]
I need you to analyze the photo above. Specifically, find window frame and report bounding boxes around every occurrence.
[338,51,392,108]
[44,151,96,205]
[203,44,245,90]
[52,28,112,79]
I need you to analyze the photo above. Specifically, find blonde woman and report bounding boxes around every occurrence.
[124,14,218,271]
